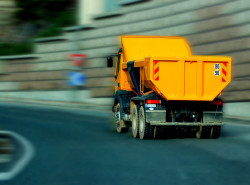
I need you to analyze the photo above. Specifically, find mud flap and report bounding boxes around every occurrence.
[203,111,223,124]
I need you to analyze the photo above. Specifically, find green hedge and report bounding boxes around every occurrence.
[35,26,63,38]
[0,1,77,56]
[0,42,33,56]
[35,11,76,38]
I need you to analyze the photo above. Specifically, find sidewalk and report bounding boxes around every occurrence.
[0,98,113,119]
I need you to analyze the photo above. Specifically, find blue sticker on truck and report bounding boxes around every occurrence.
[214,63,220,69]
[214,70,220,76]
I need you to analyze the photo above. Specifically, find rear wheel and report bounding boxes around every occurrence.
[211,126,221,139]
[139,106,154,140]
[115,103,128,133]
[131,103,139,138]
[196,126,211,139]
[154,126,165,139]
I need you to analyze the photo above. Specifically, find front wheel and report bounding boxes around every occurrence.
[115,103,128,133]
[139,106,154,140]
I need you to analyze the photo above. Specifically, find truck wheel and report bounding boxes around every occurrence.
[115,103,128,133]
[211,126,221,139]
[154,126,165,139]
[196,126,211,139]
[131,104,139,138]
[139,106,154,139]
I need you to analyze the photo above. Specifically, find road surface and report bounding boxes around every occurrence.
[0,103,249,185]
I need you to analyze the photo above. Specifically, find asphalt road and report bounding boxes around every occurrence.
[0,103,250,185]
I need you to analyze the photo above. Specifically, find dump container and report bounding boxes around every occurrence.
[121,36,231,101]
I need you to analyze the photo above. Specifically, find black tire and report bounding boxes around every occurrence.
[139,106,154,139]
[115,103,128,133]
[131,103,139,138]
[196,126,211,139]
[211,126,221,139]
[119,127,129,133]
[166,126,176,139]
[154,126,165,139]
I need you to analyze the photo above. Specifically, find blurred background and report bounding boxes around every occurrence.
[0,0,250,184]
[0,0,249,117]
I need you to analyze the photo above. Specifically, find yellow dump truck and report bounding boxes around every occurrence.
[107,35,231,139]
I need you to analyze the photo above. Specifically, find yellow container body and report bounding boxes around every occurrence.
[118,35,231,101]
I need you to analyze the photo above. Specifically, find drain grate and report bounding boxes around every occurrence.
[0,138,13,163]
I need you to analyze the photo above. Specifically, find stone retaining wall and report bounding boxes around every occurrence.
[1,0,250,105]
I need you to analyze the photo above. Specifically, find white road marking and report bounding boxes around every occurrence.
[0,131,35,181]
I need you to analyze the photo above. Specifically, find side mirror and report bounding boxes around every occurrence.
[107,56,113,68]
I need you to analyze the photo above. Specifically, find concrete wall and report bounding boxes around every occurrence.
[78,0,105,25]
[224,102,250,119]
[1,0,250,117]
[0,0,17,42]
[0,54,69,91]
[66,0,250,103]
[0,36,90,103]
[0,0,15,25]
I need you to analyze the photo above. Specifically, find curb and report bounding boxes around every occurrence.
[1,99,249,124]
[0,99,113,119]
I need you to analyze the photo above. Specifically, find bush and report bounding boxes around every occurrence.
[53,10,77,27]
[0,42,33,56]
[35,25,63,38]
[35,10,76,38]
[1,0,77,56]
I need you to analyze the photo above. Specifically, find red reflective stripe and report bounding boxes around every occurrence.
[222,62,227,82]
[154,67,159,74]
[154,60,159,81]
[222,68,226,75]
[146,100,161,104]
